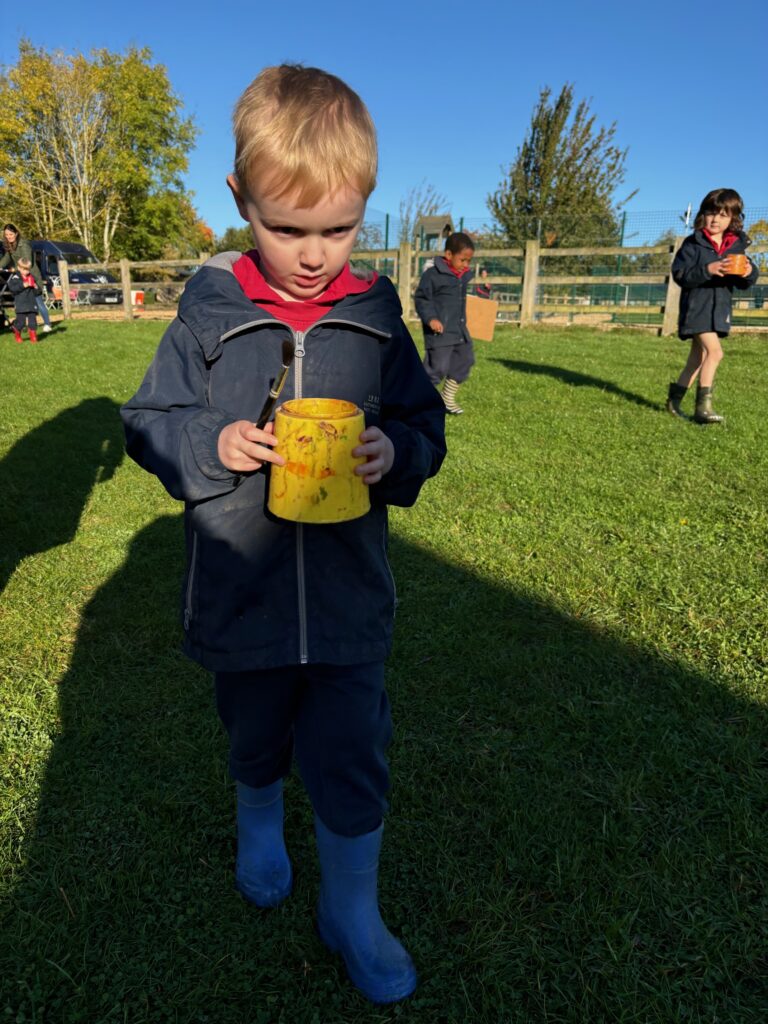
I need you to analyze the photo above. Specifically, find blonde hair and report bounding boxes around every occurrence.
[233,64,377,205]
[17,257,31,269]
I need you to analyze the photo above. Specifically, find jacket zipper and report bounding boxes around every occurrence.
[289,320,391,664]
[184,530,198,631]
[217,316,391,665]
[293,330,309,664]
[294,330,305,396]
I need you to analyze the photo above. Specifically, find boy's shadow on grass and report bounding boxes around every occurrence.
[0,396,123,596]
[2,519,766,1018]
[493,357,659,410]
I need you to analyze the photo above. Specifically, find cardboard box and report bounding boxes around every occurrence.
[466,294,499,341]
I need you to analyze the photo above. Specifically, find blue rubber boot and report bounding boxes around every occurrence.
[235,780,292,908]
[315,816,417,1003]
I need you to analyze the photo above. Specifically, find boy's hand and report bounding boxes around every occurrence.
[707,260,728,277]
[428,318,444,333]
[217,419,285,473]
[353,426,394,485]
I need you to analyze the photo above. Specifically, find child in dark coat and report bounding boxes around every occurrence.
[414,232,476,414]
[7,257,41,344]
[667,188,759,423]
[121,64,446,1005]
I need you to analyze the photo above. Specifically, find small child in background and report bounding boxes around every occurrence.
[474,267,492,299]
[8,257,41,344]
[667,188,759,423]
[415,232,476,415]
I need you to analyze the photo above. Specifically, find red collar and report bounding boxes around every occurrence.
[233,251,377,330]
[702,228,739,255]
[438,255,469,278]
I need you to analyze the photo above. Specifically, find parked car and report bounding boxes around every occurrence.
[29,240,123,306]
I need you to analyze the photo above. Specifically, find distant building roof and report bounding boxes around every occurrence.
[415,215,454,236]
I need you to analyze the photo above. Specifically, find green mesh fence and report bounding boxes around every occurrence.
[354,206,767,328]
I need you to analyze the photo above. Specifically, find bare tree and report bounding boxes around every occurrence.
[355,221,384,250]
[398,180,450,245]
[35,58,114,255]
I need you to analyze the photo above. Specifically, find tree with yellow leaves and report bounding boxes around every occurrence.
[0,41,200,262]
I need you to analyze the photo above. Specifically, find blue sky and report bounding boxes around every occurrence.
[3,0,767,236]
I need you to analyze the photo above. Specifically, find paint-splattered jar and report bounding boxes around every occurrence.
[267,398,370,523]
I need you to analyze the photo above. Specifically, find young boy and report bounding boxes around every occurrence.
[120,65,446,1005]
[7,257,41,343]
[414,232,476,414]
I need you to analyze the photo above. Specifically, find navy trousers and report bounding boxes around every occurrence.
[14,312,37,332]
[423,339,475,385]
[214,662,392,837]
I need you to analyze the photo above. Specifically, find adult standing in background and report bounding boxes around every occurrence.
[1,223,53,333]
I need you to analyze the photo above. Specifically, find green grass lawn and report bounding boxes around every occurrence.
[1,319,766,1023]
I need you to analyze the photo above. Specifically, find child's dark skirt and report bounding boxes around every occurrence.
[678,330,729,341]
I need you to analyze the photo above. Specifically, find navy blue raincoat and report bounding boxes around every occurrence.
[672,229,759,339]
[121,253,446,671]
[414,257,474,348]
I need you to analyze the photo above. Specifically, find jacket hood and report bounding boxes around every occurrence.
[178,252,402,362]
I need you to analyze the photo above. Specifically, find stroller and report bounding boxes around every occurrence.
[0,272,11,331]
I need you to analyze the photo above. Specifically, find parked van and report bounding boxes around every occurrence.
[30,240,123,306]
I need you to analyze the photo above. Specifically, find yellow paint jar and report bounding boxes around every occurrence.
[267,398,370,524]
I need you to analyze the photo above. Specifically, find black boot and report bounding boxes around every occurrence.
[694,385,724,425]
[666,382,688,418]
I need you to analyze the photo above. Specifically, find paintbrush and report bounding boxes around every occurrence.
[255,338,296,429]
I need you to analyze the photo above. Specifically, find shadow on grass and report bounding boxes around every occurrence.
[45,323,70,337]
[2,518,765,1021]
[493,357,660,411]
[0,397,124,596]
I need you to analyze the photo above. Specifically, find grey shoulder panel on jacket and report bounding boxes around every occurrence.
[201,251,241,273]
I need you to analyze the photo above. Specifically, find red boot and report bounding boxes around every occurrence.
[13,328,23,343]
[29,330,38,344]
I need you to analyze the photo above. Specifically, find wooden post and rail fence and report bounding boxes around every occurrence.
[372,238,766,333]
[52,239,768,334]
[53,258,208,321]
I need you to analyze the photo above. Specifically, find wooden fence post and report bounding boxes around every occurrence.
[520,239,540,327]
[59,260,72,320]
[661,237,685,336]
[120,259,132,320]
[398,242,412,319]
